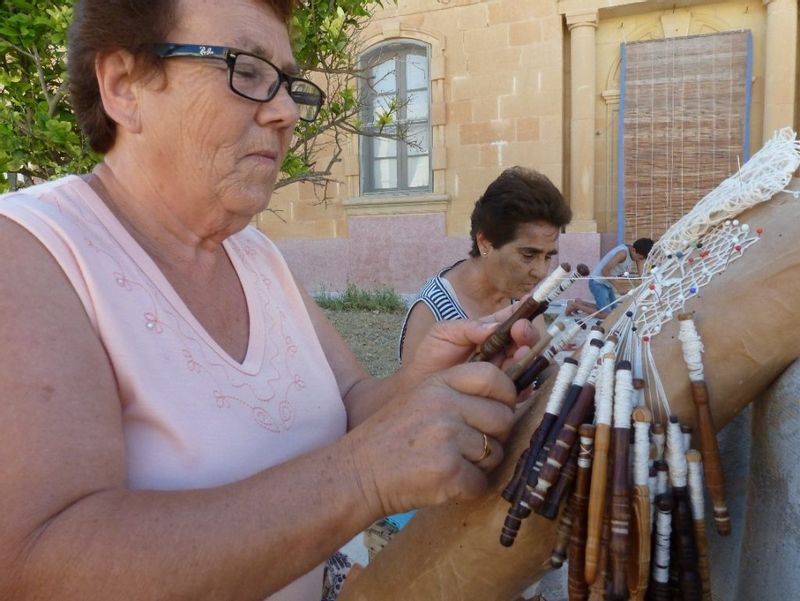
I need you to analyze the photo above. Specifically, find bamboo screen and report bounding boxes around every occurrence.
[620,31,750,242]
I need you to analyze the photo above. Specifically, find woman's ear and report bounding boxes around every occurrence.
[476,231,491,256]
[94,49,142,135]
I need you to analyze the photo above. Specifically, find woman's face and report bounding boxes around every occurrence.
[136,0,300,222]
[481,221,560,299]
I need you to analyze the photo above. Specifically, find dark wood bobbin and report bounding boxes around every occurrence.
[672,487,703,601]
[471,296,547,362]
[550,487,576,569]
[608,361,633,600]
[501,355,577,503]
[527,382,596,513]
[686,449,713,601]
[587,481,614,600]
[689,379,730,536]
[677,312,730,537]
[541,441,580,521]
[500,359,580,548]
[627,485,651,601]
[568,424,596,601]
[512,354,552,393]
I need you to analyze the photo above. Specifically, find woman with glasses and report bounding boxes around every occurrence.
[0,1,537,600]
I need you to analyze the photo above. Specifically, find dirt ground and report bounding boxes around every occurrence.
[323,309,405,377]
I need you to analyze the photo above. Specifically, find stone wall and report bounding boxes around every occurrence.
[256,0,794,296]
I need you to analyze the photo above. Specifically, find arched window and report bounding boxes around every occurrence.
[360,41,431,193]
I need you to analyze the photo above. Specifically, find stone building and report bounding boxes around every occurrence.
[262,0,798,296]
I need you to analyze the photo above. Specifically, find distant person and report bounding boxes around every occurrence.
[399,166,573,363]
[588,237,654,312]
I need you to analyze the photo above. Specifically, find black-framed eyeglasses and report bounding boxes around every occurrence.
[152,43,325,122]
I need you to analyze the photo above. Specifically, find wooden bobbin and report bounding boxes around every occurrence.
[568,424,595,601]
[687,449,713,601]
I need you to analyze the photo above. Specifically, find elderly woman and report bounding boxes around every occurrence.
[0,1,538,600]
[400,166,572,362]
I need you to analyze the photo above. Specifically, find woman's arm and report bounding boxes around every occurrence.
[399,301,437,365]
[0,219,381,600]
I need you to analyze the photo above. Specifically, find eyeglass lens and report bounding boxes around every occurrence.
[231,54,321,121]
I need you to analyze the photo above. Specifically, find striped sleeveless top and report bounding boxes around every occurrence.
[398,261,468,360]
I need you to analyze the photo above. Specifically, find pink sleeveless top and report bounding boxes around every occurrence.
[0,176,347,600]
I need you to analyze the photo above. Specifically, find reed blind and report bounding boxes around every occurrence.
[620,31,750,242]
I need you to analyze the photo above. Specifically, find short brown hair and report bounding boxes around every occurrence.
[468,166,572,257]
[68,0,296,153]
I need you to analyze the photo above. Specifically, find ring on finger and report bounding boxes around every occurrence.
[476,432,492,462]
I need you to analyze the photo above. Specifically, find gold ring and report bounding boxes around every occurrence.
[476,433,491,462]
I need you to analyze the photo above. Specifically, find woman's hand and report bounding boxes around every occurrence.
[345,311,540,517]
[404,301,541,378]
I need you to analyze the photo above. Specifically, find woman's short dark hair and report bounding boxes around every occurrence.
[468,166,572,257]
[68,0,295,153]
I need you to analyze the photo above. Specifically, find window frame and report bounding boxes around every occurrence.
[359,40,432,195]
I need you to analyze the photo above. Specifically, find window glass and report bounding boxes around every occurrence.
[371,59,396,95]
[406,54,428,90]
[408,156,430,188]
[374,159,398,189]
[374,136,397,159]
[406,124,429,156]
[406,90,429,122]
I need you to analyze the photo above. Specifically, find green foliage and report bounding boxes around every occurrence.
[0,0,100,191]
[314,284,406,313]
[278,0,401,200]
[0,0,394,198]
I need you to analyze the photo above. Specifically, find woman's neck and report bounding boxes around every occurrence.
[87,162,233,268]
[447,257,511,316]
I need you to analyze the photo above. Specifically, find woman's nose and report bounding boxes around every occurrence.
[529,256,551,280]
[255,84,300,127]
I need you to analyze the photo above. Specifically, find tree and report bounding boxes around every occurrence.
[285,0,404,206]
[0,0,398,197]
[0,1,98,190]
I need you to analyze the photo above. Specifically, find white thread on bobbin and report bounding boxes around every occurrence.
[574,330,604,386]
[545,317,566,339]
[613,364,634,429]
[686,449,706,522]
[577,431,594,471]
[532,264,570,302]
[666,418,688,488]
[545,322,583,364]
[595,341,617,427]
[678,316,705,381]
[543,359,578,416]
[632,407,652,487]
[652,502,673,584]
